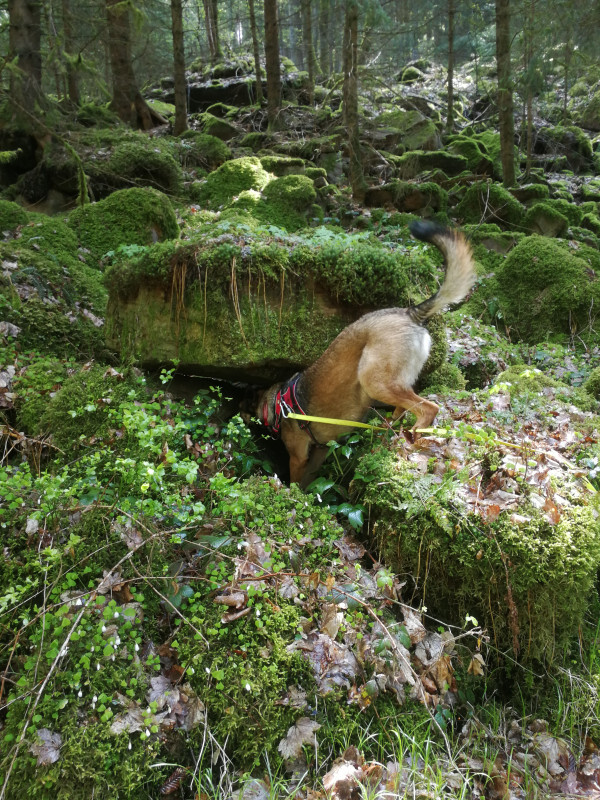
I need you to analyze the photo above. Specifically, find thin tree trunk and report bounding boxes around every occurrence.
[301,0,315,103]
[203,0,222,62]
[106,0,165,130]
[171,0,187,135]
[61,0,80,105]
[8,0,44,113]
[343,0,365,202]
[495,0,516,187]
[248,0,264,103]
[318,0,329,74]
[524,0,534,177]
[264,0,282,130]
[446,0,455,133]
[563,39,572,123]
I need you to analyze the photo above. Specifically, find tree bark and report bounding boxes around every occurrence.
[171,0,188,135]
[495,0,516,187]
[8,0,43,113]
[248,0,264,103]
[264,0,282,131]
[203,0,222,62]
[343,0,366,202]
[446,0,455,133]
[301,0,315,103]
[318,0,330,74]
[61,0,80,106]
[106,0,166,130]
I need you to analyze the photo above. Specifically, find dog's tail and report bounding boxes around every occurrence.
[408,220,476,324]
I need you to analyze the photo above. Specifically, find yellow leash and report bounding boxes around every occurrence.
[285,413,596,494]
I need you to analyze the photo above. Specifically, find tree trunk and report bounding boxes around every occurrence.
[343,0,366,202]
[264,0,282,131]
[495,0,516,187]
[318,0,330,74]
[61,0,80,106]
[248,0,264,103]
[524,0,535,177]
[171,0,187,135]
[8,0,43,114]
[301,0,315,103]
[106,0,166,130]
[203,0,222,62]
[446,0,455,133]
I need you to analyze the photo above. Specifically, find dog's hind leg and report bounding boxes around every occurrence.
[390,387,439,431]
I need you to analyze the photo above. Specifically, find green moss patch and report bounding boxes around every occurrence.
[178,130,231,169]
[0,198,28,231]
[355,445,600,661]
[457,181,524,229]
[523,202,569,237]
[493,235,600,342]
[194,157,271,209]
[68,187,178,263]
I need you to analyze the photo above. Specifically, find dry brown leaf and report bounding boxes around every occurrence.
[29,728,62,766]
[277,717,321,761]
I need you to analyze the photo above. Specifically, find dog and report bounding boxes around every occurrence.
[257,221,476,488]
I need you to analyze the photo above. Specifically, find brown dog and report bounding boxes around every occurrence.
[257,221,475,487]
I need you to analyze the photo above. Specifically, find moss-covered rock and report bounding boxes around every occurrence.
[365,180,447,214]
[493,364,596,411]
[68,187,179,263]
[259,155,305,176]
[581,213,600,236]
[0,233,107,357]
[197,111,238,141]
[584,367,600,399]
[107,140,183,194]
[545,198,583,226]
[400,66,424,84]
[523,202,569,237]
[355,446,600,661]
[542,125,594,172]
[581,180,600,202]
[510,184,550,205]
[418,361,466,394]
[194,157,271,209]
[394,150,468,179]
[456,181,524,229]
[375,110,440,151]
[259,174,317,230]
[103,223,443,374]
[0,198,28,231]
[494,236,600,342]
[178,130,231,169]
[446,135,494,175]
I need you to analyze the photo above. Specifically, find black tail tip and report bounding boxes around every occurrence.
[409,220,448,242]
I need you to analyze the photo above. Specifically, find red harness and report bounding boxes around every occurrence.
[262,373,317,442]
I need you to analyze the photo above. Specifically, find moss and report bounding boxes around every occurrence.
[494,364,597,411]
[178,130,231,169]
[19,213,80,262]
[104,225,443,367]
[0,198,28,231]
[376,109,440,151]
[259,173,317,230]
[582,181,600,202]
[510,184,550,205]
[27,363,143,448]
[107,140,183,195]
[400,66,424,84]
[240,131,273,151]
[197,111,238,141]
[259,155,305,176]
[470,131,515,180]
[456,181,524,229]
[395,150,467,179]
[446,135,494,174]
[523,202,569,237]
[584,367,600,399]
[1,709,162,800]
[68,187,178,263]
[419,361,466,394]
[76,102,119,127]
[195,157,271,209]
[581,213,600,236]
[305,166,327,180]
[494,236,600,342]
[544,198,583,226]
[354,446,600,662]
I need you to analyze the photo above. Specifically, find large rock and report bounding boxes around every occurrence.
[104,226,447,381]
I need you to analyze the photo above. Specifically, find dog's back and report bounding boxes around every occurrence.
[257,222,476,485]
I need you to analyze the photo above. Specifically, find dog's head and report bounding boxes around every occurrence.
[238,384,278,427]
